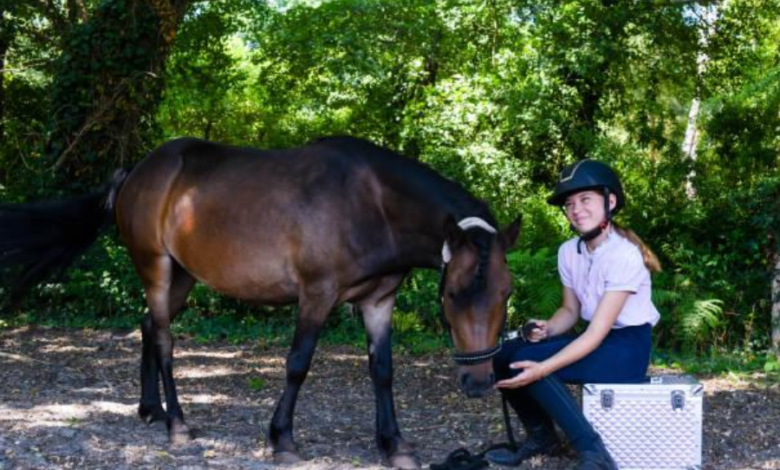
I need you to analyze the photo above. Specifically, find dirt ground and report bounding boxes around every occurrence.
[0,327,778,470]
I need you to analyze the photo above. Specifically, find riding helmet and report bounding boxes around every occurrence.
[547,160,625,215]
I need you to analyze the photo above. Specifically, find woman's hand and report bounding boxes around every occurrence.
[524,320,549,342]
[494,360,548,389]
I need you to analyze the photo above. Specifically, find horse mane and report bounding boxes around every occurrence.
[313,136,496,227]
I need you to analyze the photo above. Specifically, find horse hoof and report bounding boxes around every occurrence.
[169,423,194,445]
[389,453,421,470]
[139,404,167,424]
[273,451,304,464]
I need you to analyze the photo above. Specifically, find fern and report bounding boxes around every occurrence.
[679,299,724,350]
[652,287,682,307]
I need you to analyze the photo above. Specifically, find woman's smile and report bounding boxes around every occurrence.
[565,190,605,233]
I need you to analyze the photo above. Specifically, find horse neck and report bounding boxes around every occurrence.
[382,183,493,270]
[347,138,495,269]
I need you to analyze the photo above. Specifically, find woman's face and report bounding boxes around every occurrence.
[564,190,615,233]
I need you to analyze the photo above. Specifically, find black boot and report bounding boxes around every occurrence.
[485,418,561,466]
[573,437,617,470]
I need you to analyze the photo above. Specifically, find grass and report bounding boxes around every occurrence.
[652,348,780,385]
[0,304,448,355]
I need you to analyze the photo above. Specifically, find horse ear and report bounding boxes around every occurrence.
[443,215,467,249]
[499,215,522,250]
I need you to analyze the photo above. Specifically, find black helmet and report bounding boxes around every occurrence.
[547,160,625,215]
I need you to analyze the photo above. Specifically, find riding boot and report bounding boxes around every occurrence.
[518,375,618,469]
[485,392,561,466]
[573,436,617,470]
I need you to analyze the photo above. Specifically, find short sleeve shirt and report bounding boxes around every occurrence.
[558,231,660,328]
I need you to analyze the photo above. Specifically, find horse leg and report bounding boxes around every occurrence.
[137,255,195,443]
[138,313,166,424]
[358,280,420,470]
[268,288,336,463]
[139,260,195,424]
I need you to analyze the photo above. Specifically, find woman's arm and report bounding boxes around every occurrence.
[496,290,631,389]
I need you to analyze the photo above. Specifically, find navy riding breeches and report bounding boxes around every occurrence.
[493,323,652,384]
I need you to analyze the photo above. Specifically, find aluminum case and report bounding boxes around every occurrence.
[582,375,703,470]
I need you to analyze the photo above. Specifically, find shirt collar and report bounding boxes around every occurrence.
[583,228,617,258]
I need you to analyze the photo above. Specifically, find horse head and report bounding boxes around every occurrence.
[441,215,520,398]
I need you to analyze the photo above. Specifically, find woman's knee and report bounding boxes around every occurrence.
[494,340,546,380]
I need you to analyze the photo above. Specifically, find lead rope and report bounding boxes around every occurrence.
[431,323,541,469]
[501,393,518,449]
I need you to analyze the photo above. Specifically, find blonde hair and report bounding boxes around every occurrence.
[612,222,662,273]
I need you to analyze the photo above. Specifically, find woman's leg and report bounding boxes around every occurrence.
[522,374,617,469]
[489,325,651,467]
[486,336,575,465]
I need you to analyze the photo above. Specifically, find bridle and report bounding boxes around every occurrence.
[439,217,509,366]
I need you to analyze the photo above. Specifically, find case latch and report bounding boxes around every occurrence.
[600,389,614,410]
[671,390,685,411]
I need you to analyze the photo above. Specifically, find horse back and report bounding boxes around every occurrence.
[116,138,397,304]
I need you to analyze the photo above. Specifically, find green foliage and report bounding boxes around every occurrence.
[391,310,447,355]
[2,0,779,364]
[653,347,780,384]
[507,247,561,327]
[246,376,266,391]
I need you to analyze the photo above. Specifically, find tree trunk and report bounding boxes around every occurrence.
[46,0,191,187]
[683,3,724,198]
[0,6,11,141]
[682,98,700,197]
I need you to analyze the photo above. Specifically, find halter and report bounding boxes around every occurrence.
[439,217,508,366]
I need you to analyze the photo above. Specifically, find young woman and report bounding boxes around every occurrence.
[486,160,661,470]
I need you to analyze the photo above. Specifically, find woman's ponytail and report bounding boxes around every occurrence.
[612,222,662,273]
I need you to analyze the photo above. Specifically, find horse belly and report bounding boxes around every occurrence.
[170,234,301,305]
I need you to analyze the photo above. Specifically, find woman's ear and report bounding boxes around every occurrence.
[609,193,617,212]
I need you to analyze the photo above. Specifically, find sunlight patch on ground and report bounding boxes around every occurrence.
[0,403,90,423]
[328,353,364,362]
[177,350,243,359]
[249,356,286,366]
[184,393,235,404]
[247,366,283,375]
[177,365,238,379]
[39,344,99,354]
[91,400,136,415]
[0,401,136,428]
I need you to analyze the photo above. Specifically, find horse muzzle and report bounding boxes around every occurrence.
[458,363,495,398]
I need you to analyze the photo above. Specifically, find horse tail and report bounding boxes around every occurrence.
[0,167,132,304]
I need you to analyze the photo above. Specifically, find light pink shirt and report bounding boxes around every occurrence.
[558,230,660,328]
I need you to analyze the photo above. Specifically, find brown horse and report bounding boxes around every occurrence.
[0,136,519,468]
